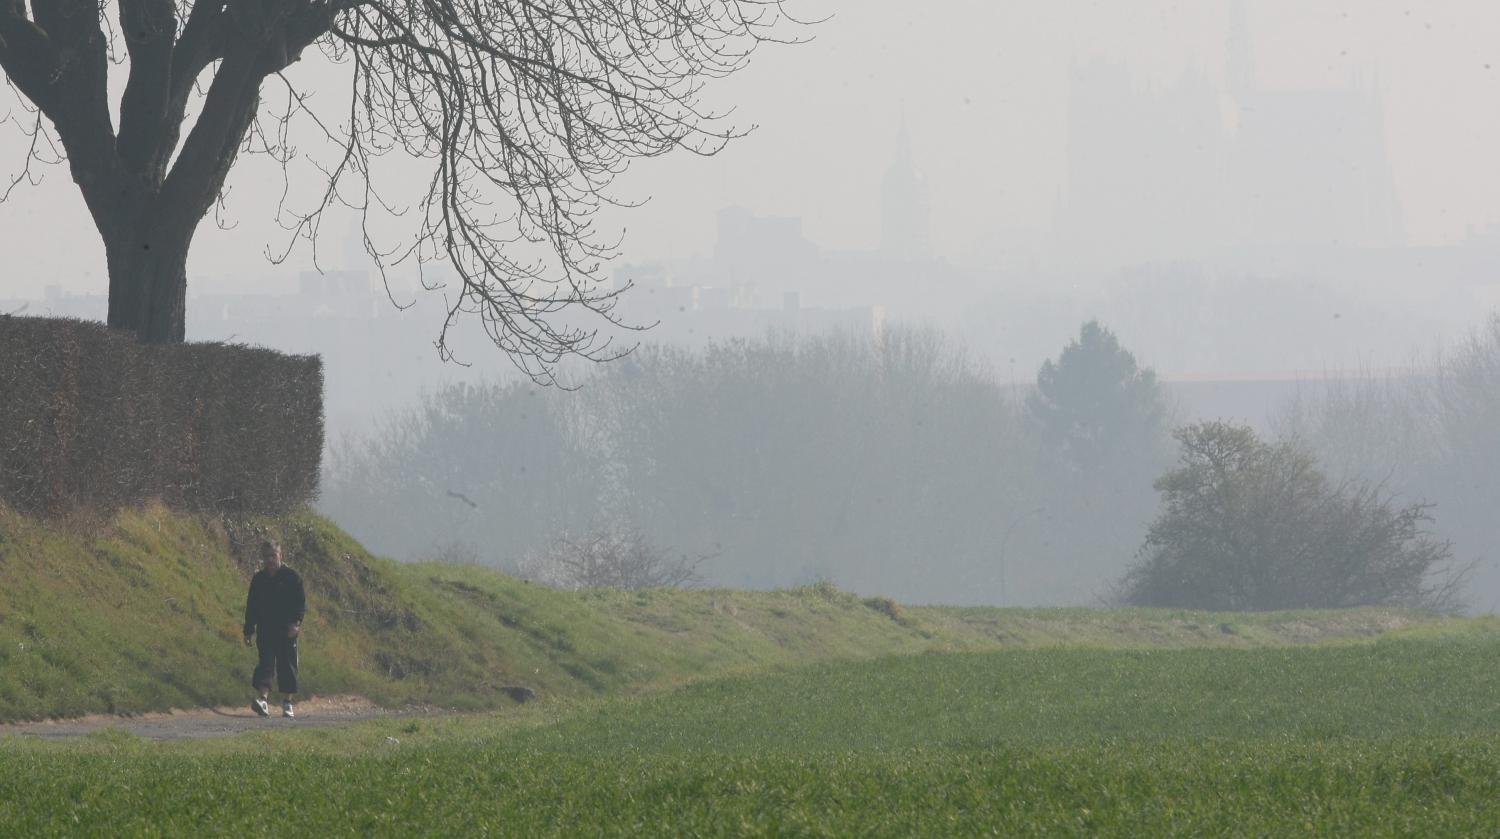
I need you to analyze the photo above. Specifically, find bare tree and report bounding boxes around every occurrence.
[529,525,706,590]
[0,0,797,376]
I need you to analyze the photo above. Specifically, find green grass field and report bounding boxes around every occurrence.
[5,633,1500,836]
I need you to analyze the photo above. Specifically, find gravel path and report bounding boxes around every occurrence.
[0,696,417,741]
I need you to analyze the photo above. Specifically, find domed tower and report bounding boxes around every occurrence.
[881,119,932,261]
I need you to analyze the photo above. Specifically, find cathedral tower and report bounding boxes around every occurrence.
[881,118,933,261]
[1227,0,1255,98]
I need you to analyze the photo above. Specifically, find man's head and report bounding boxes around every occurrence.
[260,539,283,572]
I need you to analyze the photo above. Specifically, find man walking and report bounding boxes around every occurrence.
[243,539,306,718]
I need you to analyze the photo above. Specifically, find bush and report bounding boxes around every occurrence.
[524,525,707,590]
[1119,422,1463,611]
[862,596,905,623]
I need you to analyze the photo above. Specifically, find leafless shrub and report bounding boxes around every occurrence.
[526,526,708,590]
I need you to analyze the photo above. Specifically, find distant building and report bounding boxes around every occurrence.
[710,205,821,304]
[880,119,933,261]
[1056,0,1402,268]
[609,120,957,345]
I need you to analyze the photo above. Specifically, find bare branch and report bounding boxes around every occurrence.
[296,0,799,379]
[0,0,800,362]
[0,109,61,203]
[530,524,709,590]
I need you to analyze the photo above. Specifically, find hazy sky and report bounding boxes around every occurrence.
[2,0,1498,297]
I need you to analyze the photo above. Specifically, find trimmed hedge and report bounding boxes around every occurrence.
[0,316,322,514]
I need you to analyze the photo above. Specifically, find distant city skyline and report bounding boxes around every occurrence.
[1055,0,1403,268]
[3,1,1499,297]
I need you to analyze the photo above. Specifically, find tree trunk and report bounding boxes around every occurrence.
[1,0,333,346]
[98,78,261,344]
[105,223,191,344]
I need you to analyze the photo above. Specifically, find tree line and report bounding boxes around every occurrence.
[324,317,1490,610]
[1267,314,1500,610]
[323,324,1163,604]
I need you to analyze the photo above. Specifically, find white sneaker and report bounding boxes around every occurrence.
[252,698,271,717]
[282,701,295,719]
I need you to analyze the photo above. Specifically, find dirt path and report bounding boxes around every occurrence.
[0,695,420,741]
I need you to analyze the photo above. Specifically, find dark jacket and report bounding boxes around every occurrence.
[243,566,306,636]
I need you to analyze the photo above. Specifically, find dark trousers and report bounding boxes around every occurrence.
[252,630,300,695]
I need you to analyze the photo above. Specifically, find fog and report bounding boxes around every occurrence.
[4,0,1498,608]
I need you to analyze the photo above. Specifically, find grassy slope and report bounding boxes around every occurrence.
[0,503,1483,721]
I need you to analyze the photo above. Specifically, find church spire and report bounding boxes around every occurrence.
[881,115,931,261]
[895,113,914,165]
[1227,0,1255,96]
